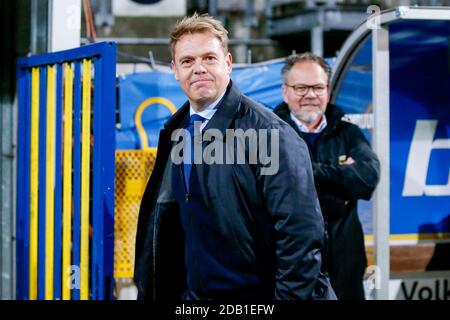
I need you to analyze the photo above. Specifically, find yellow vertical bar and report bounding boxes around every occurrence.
[80,59,91,300]
[29,68,40,300]
[62,64,73,300]
[45,65,56,300]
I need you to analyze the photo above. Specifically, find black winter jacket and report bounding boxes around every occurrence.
[134,83,334,300]
[274,102,380,300]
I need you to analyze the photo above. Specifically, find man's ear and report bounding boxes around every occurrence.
[171,60,179,81]
[326,85,331,104]
[282,85,289,104]
[226,52,232,74]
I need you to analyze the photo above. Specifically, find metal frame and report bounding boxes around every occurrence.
[16,42,116,300]
[81,37,278,46]
[372,23,390,301]
[331,6,450,90]
[329,6,450,300]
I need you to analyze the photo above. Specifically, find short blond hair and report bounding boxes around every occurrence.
[170,13,229,58]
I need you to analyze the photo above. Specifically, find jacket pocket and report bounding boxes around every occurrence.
[312,272,338,300]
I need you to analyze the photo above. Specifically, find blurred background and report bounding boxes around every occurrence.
[1,0,450,301]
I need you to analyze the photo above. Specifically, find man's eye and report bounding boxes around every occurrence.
[205,56,216,62]
[181,59,192,65]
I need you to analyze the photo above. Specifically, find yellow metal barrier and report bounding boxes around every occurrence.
[29,67,40,300]
[114,96,176,279]
[62,64,73,300]
[45,65,56,300]
[81,59,92,300]
[114,149,156,278]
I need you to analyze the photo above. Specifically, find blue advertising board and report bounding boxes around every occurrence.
[389,20,450,238]
[335,19,450,239]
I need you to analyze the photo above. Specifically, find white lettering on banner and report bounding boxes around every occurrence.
[402,120,450,197]
[399,279,450,300]
[365,275,450,300]
[341,113,374,129]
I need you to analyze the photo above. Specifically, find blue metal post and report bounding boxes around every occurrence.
[92,57,102,300]
[16,67,31,300]
[54,63,63,299]
[100,43,117,300]
[37,67,47,300]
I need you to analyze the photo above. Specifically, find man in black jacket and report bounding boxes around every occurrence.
[134,14,335,300]
[274,53,380,300]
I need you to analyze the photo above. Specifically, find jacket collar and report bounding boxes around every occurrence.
[202,81,241,136]
[274,102,345,135]
[163,100,189,130]
[273,102,303,137]
[324,103,345,130]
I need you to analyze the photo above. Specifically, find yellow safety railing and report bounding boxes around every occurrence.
[62,64,73,300]
[114,97,177,278]
[29,67,40,300]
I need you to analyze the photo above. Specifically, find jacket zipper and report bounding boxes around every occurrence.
[152,204,159,300]
[181,164,190,204]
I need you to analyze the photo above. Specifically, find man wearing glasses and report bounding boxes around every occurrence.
[274,53,380,300]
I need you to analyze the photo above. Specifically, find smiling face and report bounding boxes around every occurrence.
[171,32,232,112]
[282,61,330,129]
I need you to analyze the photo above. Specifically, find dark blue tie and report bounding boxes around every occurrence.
[184,114,206,191]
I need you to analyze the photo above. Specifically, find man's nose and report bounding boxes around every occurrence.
[304,87,317,98]
[193,59,207,74]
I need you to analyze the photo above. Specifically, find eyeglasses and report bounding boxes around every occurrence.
[285,84,328,96]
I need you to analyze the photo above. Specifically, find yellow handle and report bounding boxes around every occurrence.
[134,97,177,150]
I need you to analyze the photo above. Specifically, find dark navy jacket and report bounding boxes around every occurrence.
[134,82,332,300]
[172,160,275,299]
[274,102,380,300]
